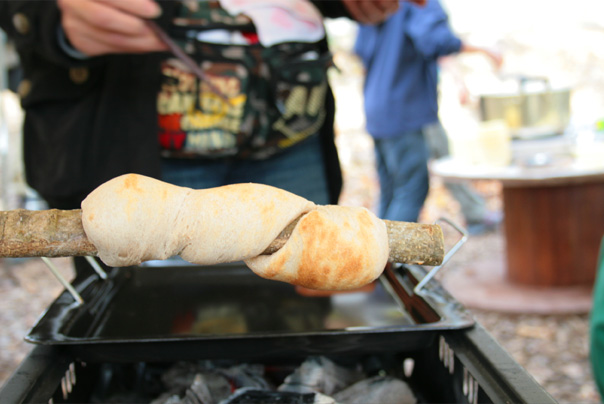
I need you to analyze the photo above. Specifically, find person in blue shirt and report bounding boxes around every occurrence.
[354,0,502,230]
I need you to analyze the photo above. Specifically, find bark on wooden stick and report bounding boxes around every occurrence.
[0,209,96,258]
[0,209,444,265]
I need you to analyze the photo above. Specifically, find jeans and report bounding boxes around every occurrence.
[374,121,487,224]
[374,128,430,222]
[160,134,329,205]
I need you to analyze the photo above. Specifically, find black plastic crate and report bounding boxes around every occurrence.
[1,262,556,403]
[0,323,555,404]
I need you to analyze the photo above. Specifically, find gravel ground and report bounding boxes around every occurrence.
[0,257,74,386]
[443,228,599,404]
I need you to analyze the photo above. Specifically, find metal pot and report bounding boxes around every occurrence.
[479,76,571,139]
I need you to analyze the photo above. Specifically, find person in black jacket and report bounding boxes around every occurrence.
[0,0,404,210]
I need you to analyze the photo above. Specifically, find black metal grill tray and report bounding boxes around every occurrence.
[25,262,474,362]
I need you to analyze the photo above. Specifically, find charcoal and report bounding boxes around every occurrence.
[278,356,364,395]
[153,393,190,404]
[161,362,206,391]
[150,394,181,404]
[218,363,271,390]
[152,358,416,404]
[152,362,273,404]
[183,374,214,404]
[152,372,227,404]
[220,387,336,404]
[332,375,417,404]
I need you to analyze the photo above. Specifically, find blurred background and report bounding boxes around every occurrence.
[1,1,604,402]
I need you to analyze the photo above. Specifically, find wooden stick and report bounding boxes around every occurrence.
[0,209,444,266]
[0,209,96,258]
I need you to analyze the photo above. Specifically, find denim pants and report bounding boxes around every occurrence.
[160,135,329,205]
[374,128,430,222]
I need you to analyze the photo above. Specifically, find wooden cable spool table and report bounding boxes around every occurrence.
[431,154,604,288]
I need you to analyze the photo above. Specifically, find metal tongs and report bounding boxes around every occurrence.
[145,20,230,104]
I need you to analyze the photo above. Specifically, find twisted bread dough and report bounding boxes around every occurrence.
[81,174,389,290]
[245,205,389,290]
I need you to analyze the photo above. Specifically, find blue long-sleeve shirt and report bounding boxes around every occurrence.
[354,0,462,138]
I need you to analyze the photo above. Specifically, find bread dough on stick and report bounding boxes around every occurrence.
[245,205,389,290]
[176,181,315,265]
[81,174,390,290]
[82,175,188,266]
[81,174,315,267]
